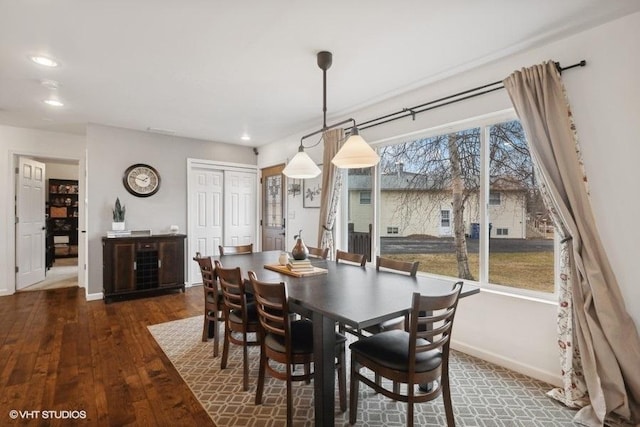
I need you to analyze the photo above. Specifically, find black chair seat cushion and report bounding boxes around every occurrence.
[229,301,259,324]
[266,319,347,355]
[349,329,442,372]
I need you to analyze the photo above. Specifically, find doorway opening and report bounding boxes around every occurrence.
[15,155,81,293]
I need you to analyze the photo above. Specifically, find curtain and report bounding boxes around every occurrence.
[504,61,640,426]
[317,128,343,260]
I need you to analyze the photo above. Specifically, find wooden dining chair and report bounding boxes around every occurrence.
[335,249,367,266]
[307,245,329,260]
[218,243,254,256]
[364,256,421,334]
[349,282,463,427]
[248,271,347,426]
[193,253,223,357]
[214,260,260,391]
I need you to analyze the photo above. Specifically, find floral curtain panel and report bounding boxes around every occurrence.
[504,61,640,426]
[317,128,343,259]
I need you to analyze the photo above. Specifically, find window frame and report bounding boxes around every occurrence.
[351,109,559,301]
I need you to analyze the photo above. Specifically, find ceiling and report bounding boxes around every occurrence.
[1,1,639,147]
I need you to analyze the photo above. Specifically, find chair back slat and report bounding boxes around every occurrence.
[376,256,419,276]
[218,243,254,256]
[408,282,463,368]
[307,246,329,260]
[194,255,220,302]
[248,271,290,341]
[215,262,247,314]
[336,250,366,267]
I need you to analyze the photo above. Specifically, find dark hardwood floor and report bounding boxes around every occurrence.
[0,286,215,427]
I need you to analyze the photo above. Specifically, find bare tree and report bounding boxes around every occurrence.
[377,120,535,280]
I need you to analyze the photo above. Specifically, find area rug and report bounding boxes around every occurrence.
[148,316,578,426]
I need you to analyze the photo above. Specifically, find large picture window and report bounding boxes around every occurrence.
[345,116,556,295]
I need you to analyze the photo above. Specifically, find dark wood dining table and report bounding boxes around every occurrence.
[215,250,480,427]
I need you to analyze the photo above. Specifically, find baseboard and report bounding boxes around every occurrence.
[85,290,103,301]
[451,339,562,387]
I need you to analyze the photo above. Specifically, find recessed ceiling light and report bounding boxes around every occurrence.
[40,79,61,89]
[241,134,251,141]
[43,99,64,107]
[30,56,59,67]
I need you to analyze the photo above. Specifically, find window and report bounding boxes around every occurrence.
[489,191,501,205]
[440,210,450,227]
[387,227,399,234]
[359,190,371,204]
[368,117,556,296]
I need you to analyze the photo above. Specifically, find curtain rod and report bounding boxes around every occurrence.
[355,60,587,132]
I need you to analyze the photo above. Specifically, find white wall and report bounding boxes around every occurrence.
[0,125,86,296]
[258,11,640,384]
[86,124,256,298]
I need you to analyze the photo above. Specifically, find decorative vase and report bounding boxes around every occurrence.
[278,252,289,266]
[291,234,309,261]
[112,221,125,231]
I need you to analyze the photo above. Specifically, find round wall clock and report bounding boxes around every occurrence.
[123,163,161,197]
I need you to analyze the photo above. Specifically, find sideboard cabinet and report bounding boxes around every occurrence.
[102,234,186,302]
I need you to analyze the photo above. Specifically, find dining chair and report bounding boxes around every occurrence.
[364,256,421,333]
[349,282,463,427]
[335,249,367,266]
[218,243,254,256]
[248,271,347,426]
[214,260,260,391]
[307,245,329,260]
[193,253,223,357]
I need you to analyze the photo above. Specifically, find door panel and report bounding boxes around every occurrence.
[16,158,46,289]
[190,169,223,282]
[224,170,256,246]
[261,164,285,251]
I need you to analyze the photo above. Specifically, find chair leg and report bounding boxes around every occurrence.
[349,357,360,425]
[442,373,455,426]
[221,323,230,369]
[242,331,249,391]
[255,347,266,405]
[202,315,208,342]
[407,381,414,427]
[212,317,219,357]
[286,366,293,427]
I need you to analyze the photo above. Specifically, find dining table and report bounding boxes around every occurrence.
[215,250,480,427]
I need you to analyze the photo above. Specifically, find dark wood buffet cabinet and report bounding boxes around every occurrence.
[102,234,186,302]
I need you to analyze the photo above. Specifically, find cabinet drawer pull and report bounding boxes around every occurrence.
[133,261,137,270]
[158,259,162,268]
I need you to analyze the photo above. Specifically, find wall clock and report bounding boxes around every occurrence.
[123,163,161,197]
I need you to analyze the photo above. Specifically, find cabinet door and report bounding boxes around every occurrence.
[158,239,184,286]
[112,242,136,292]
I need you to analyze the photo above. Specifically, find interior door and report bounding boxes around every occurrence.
[261,164,285,251]
[224,170,256,246]
[189,168,223,282]
[16,157,46,289]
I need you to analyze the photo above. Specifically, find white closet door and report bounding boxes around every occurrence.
[190,168,223,281]
[224,170,256,246]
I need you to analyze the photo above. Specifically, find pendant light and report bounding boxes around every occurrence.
[283,51,379,179]
[282,144,321,179]
[331,125,379,168]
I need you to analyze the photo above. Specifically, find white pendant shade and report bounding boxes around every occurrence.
[331,134,380,168]
[282,148,321,179]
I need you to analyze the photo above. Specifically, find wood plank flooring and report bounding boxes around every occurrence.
[0,287,215,427]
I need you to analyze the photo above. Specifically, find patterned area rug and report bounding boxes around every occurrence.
[148,316,579,426]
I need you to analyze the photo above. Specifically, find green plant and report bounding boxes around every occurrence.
[112,197,126,222]
[294,229,303,240]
